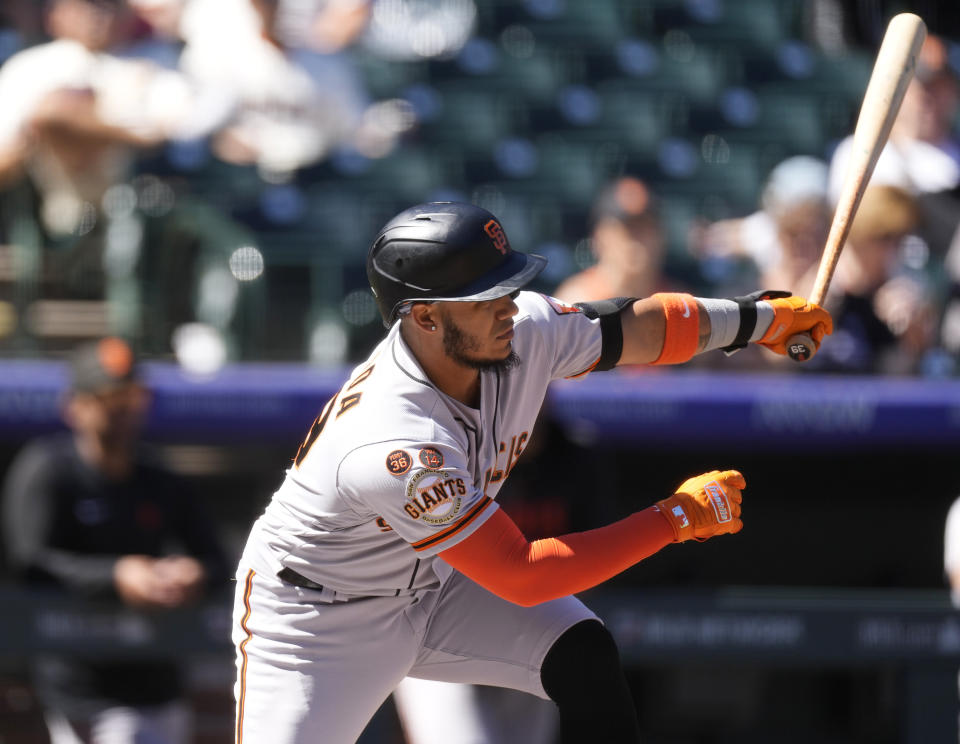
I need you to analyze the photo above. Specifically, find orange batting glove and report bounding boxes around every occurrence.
[655,470,745,542]
[756,295,833,356]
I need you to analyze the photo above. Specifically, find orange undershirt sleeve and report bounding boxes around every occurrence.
[439,506,675,607]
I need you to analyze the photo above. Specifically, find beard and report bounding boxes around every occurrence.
[442,318,521,373]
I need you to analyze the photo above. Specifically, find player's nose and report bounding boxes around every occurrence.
[497,292,520,319]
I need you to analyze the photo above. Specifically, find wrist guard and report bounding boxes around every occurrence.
[720,289,791,354]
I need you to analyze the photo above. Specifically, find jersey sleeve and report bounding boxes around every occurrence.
[337,441,498,557]
[516,292,604,380]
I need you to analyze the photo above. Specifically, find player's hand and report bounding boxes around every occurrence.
[756,295,833,355]
[114,554,206,609]
[654,470,744,542]
[154,555,207,604]
[114,555,169,608]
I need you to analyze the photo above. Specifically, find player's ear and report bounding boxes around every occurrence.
[409,303,439,333]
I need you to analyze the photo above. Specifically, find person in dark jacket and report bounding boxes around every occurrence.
[1,336,229,744]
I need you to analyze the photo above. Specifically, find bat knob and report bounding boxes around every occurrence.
[786,332,817,362]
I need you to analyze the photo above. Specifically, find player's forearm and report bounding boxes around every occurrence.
[617,296,713,365]
[617,292,832,365]
[616,297,667,364]
[440,507,674,607]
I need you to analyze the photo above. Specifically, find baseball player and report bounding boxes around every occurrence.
[232,202,832,743]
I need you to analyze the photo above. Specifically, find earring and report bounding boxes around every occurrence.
[430,325,437,331]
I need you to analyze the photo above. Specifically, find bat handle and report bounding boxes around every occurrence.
[787,273,828,362]
[786,332,817,362]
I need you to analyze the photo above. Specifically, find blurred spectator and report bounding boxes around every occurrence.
[827,34,960,352]
[937,219,960,373]
[553,176,686,304]
[0,336,229,744]
[178,0,412,178]
[273,0,373,53]
[685,157,833,371]
[0,0,248,357]
[358,0,477,62]
[125,0,190,69]
[693,156,832,298]
[812,184,940,374]
[0,0,210,229]
[828,35,960,230]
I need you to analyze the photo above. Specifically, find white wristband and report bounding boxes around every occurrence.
[697,298,774,352]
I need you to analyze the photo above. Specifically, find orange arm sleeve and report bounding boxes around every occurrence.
[650,293,700,364]
[439,506,675,607]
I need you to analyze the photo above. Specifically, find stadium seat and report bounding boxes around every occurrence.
[657,0,803,50]
[529,134,615,206]
[517,0,628,46]
[434,41,572,108]
[794,48,874,105]
[721,86,828,155]
[354,55,431,101]
[594,80,686,158]
[329,145,448,206]
[419,81,528,156]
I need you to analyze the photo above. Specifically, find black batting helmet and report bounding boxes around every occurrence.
[367,202,547,327]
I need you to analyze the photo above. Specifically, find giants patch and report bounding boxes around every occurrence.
[419,447,444,469]
[704,481,731,522]
[404,468,467,525]
[386,450,412,475]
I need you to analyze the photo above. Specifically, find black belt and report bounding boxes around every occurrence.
[277,567,325,591]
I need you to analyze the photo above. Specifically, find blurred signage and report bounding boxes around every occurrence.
[2,586,958,664]
[585,589,960,663]
[1,362,959,448]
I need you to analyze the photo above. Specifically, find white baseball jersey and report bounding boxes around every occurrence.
[239,291,602,596]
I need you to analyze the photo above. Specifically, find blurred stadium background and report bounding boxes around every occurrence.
[2,0,960,742]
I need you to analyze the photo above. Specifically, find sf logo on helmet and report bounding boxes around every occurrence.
[484,220,509,255]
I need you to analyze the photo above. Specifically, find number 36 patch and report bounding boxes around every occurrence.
[386,450,412,475]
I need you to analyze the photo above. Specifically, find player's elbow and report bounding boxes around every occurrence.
[484,575,555,607]
[498,591,546,608]
[505,592,543,608]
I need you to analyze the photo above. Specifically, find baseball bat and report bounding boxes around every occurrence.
[786,12,927,362]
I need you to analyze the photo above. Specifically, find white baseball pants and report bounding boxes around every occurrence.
[232,564,595,743]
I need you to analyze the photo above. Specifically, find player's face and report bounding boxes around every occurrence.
[66,382,150,444]
[436,292,520,372]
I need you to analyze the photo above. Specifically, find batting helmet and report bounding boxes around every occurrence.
[367,202,547,326]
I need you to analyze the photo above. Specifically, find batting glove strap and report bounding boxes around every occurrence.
[721,289,792,353]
